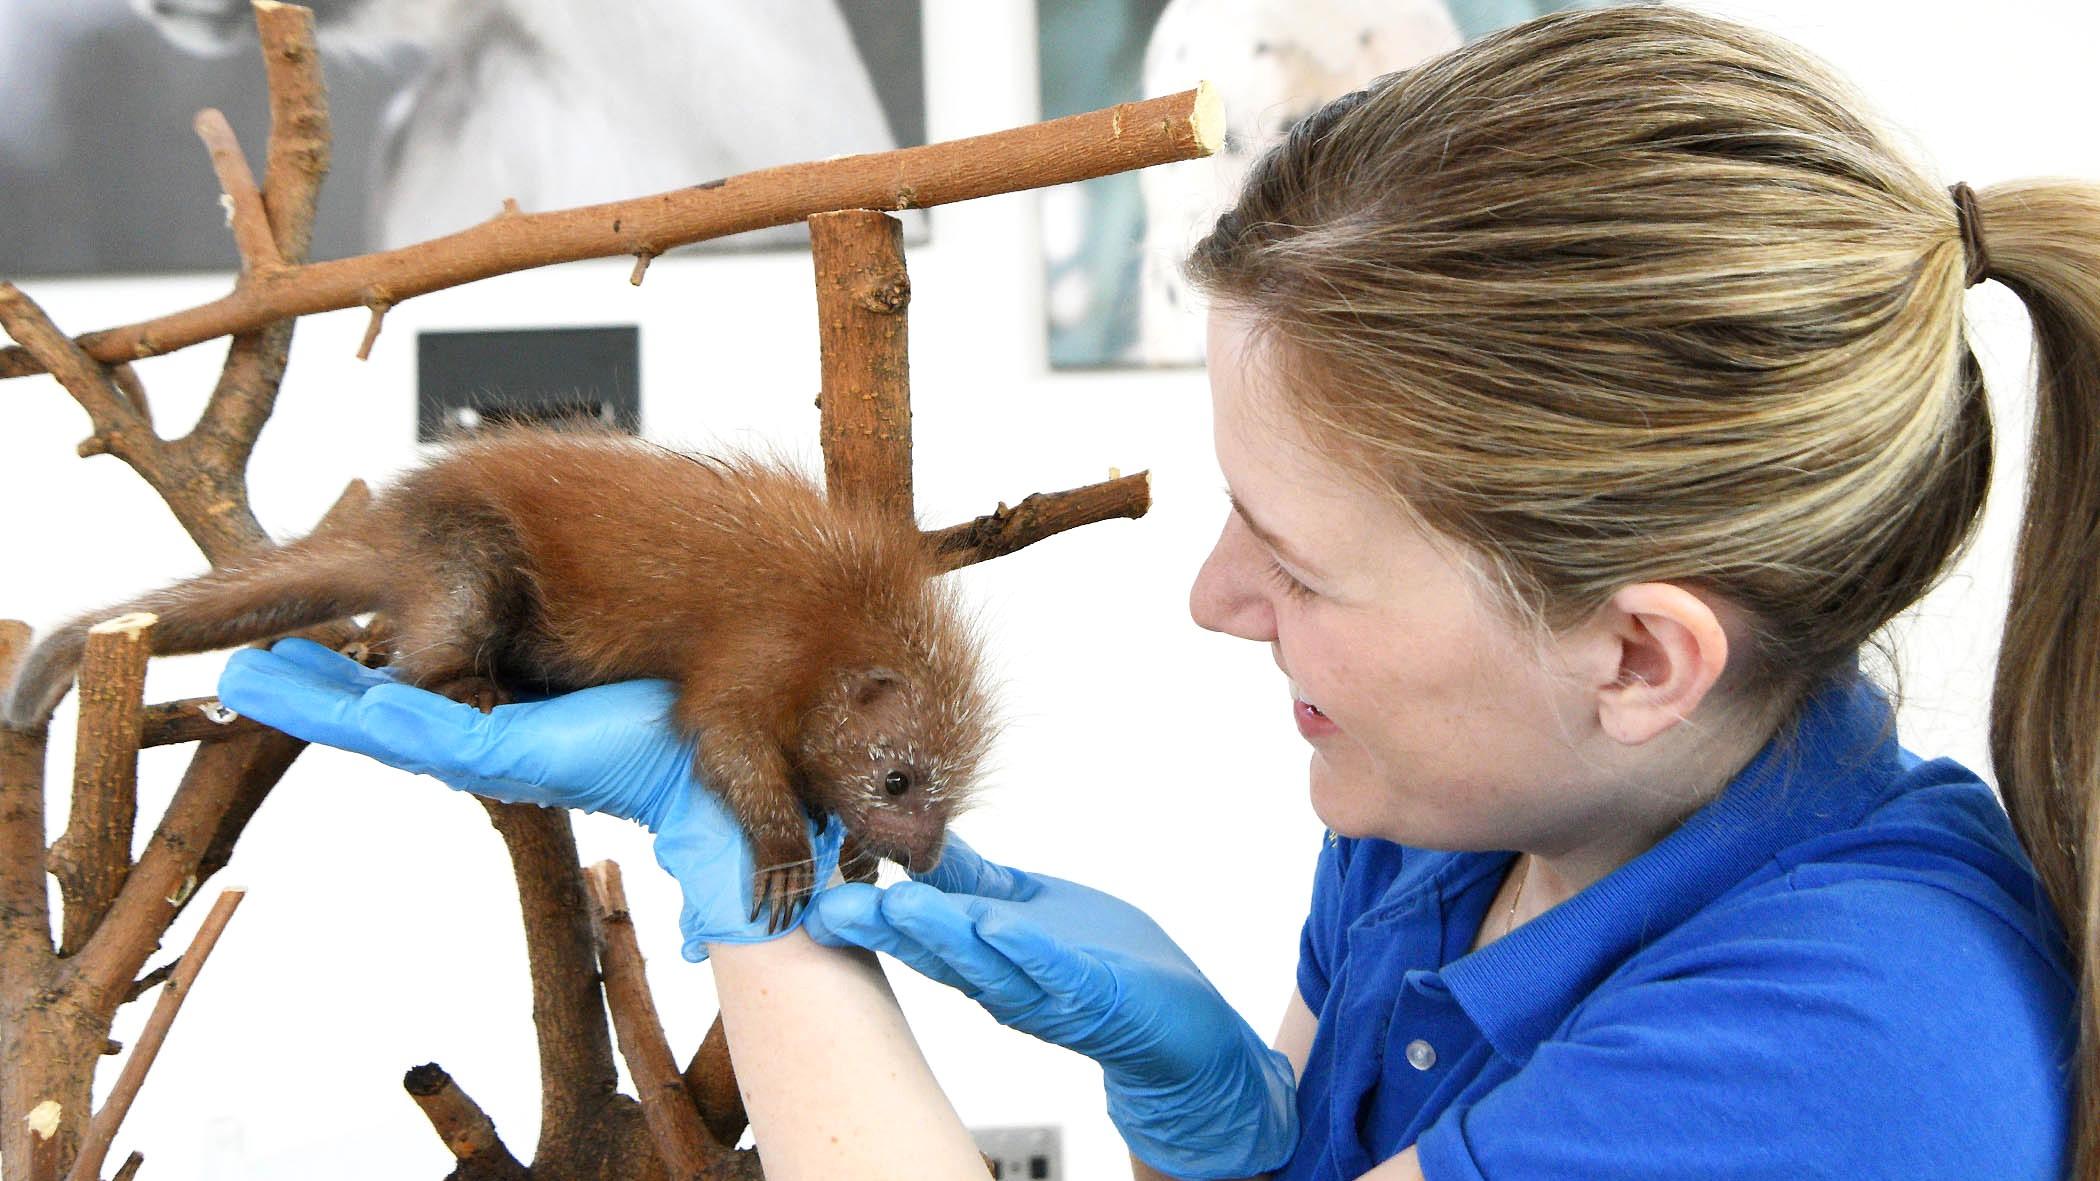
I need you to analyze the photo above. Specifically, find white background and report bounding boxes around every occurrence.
[3,1,2091,1177]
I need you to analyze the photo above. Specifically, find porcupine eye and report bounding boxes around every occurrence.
[884,769,912,797]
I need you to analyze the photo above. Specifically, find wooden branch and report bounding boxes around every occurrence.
[0,85,1222,378]
[812,210,914,526]
[192,0,330,484]
[585,861,722,1174]
[66,728,300,1003]
[0,621,55,973]
[929,470,1153,571]
[193,108,283,275]
[0,283,268,562]
[65,889,245,1181]
[254,0,330,267]
[0,284,151,461]
[122,960,177,1005]
[109,1151,143,1181]
[138,697,259,748]
[477,799,619,1163]
[681,1016,748,1149]
[51,614,154,956]
[403,1064,526,1177]
[355,302,387,361]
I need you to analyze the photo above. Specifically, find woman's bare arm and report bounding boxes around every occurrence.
[1130,989,1319,1181]
[709,931,990,1180]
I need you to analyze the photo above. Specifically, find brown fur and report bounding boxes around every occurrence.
[3,427,998,929]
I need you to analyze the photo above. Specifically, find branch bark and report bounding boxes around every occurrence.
[0,621,53,975]
[0,284,267,564]
[585,862,721,1177]
[65,889,245,1181]
[65,729,300,1005]
[192,0,327,469]
[254,0,330,268]
[403,1063,526,1178]
[476,800,620,1164]
[811,211,914,527]
[0,285,152,467]
[51,615,154,956]
[0,86,1222,379]
[193,108,283,276]
[137,698,259,749]
[680,1018,747,1150]
[929,471,1153,571]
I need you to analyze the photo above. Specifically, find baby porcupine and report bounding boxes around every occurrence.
[2,427,1000,930]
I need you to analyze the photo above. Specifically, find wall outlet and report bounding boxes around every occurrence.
[971,1125,1062,1180]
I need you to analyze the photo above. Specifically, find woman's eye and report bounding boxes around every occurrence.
[1264,558,1316,601]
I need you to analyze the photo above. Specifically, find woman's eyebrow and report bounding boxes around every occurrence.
[1225,489,1326,577]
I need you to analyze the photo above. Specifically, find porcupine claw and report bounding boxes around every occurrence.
[748,862,819,934]
[747,868,770,927]
[750,865,794,934]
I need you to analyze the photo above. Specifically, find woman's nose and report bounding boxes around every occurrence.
[1189,515,1278,642]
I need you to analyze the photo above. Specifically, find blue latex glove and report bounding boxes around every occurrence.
[217,637,843,960]
[803,836,1297,1179]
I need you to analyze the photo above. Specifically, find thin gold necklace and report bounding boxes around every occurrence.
[1503,853,1531,939]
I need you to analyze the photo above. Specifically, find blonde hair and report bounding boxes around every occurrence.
[1187,2,2095,1169]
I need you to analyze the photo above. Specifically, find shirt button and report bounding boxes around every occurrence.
[1405,1039,1437,1071]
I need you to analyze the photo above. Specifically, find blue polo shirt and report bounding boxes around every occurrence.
[1279,672,2075,1180]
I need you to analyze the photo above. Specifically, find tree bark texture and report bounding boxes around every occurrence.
[812,211,915,527]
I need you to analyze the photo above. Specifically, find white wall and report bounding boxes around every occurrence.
[5,1,2094,1177]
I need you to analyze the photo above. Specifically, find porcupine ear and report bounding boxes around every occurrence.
[845,667,904,707]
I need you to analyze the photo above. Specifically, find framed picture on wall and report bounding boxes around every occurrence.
[0,0,927,277]
[1039,0,1628,369]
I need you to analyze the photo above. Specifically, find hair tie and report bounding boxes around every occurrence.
[1949,182,1990,287]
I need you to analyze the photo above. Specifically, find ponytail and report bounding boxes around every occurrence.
[1978,179,2100,1179]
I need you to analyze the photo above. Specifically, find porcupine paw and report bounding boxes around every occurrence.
[430,676,511,714]
[749,862,816,935]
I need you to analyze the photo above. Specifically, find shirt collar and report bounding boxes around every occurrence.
[1434,670,1905,1064]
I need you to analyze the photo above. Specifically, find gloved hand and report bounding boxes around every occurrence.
[802,836,1297,1179]
[217,637,842,960]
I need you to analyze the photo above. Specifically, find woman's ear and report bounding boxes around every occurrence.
[1593,582,1730,745]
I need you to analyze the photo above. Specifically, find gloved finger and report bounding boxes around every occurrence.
[217,649,403,760]
[804,884,977,994]
[353,682,516,779]
[880,882,1043,1012]
[975,908,1116,1005]
[260,637,399,690]
[475,682,690,815]
[912,833,1037,902]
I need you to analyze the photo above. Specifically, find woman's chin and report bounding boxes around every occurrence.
[1307,748,1377,837]
[1306,748,1453,847]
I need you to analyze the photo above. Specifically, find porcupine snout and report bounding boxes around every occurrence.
[850,756,953,872]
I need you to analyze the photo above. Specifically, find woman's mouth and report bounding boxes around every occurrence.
[1292,687,1339,738]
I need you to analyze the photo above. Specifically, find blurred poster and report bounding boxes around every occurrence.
[0,0,926,277]
[1041,0,1626,369]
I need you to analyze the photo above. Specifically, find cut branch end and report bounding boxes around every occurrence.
[1191,80,1225,153]
[402,1062,524,1173]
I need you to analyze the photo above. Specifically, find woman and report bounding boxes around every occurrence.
[219,6,2083,1177]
